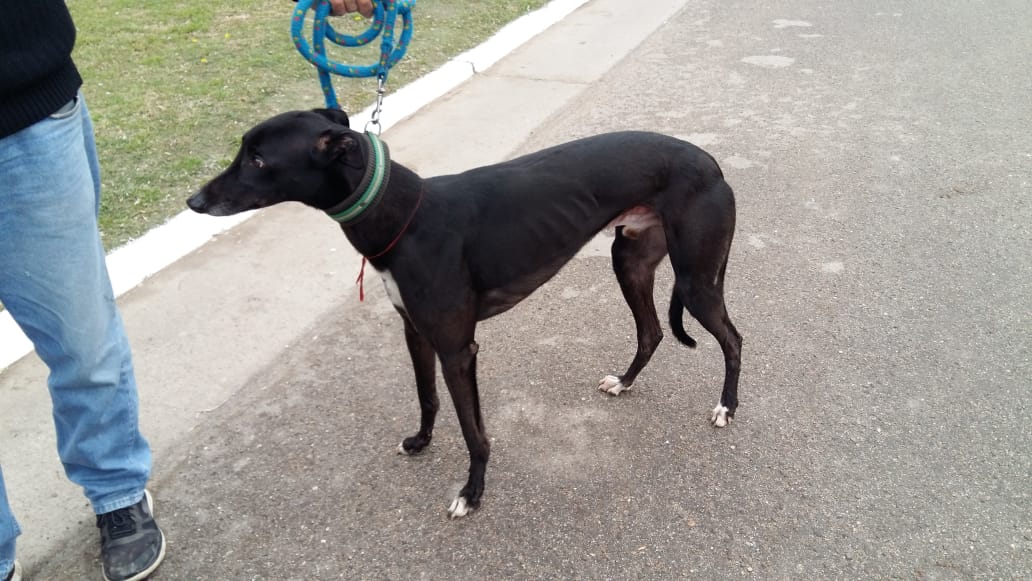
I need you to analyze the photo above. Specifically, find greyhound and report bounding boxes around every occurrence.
[187,108,742,518]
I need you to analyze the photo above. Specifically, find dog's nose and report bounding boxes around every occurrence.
[186,191,207,213]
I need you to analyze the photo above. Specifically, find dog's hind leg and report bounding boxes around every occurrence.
[598,225,668,396]
[398,317,439,455]
[666,181,742,427]
[675,274,741,427]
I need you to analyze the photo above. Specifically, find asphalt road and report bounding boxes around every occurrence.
[22,0,1032,578]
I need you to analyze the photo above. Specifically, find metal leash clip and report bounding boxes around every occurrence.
[365,74,387,134]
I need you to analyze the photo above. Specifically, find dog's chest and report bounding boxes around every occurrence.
[380,270,406,311]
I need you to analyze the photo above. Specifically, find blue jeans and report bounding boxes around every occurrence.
[0,94,151,571]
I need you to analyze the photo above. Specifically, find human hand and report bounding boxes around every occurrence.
[329,0,374,18]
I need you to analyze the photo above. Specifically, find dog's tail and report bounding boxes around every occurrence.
[668,291,698,348]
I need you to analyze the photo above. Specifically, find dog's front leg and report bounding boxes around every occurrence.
[397,316,439,455]
[439,341,489,519]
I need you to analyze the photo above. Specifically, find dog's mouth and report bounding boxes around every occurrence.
[186,191,264,216]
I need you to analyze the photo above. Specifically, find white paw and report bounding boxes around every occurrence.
[448,495,470,519]
[710,404,730,428]
[397,442,409,455]
[598,375,630,396]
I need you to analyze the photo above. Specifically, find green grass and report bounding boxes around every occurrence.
[68,0,549,249]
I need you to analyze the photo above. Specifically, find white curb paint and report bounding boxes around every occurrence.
[0,0,591,371]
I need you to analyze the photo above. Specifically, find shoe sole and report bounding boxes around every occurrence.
[103,490,167,581]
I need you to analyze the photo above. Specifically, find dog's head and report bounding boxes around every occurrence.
[187,108,369,216]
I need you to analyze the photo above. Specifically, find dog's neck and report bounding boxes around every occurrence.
[324,131,391,225]
[334,149,426,264]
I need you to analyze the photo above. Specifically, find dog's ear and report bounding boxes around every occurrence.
[313,128,361,166]
[312,108,350,128]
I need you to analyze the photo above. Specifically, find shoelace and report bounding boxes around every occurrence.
[97,507,137,540]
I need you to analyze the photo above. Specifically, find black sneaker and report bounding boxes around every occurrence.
[3,560,21,581]
[96,490,166,581]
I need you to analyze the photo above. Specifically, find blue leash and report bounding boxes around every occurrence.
[291,0,415,128]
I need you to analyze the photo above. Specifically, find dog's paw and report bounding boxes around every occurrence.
[447,495,473,519]
[397,440,426,456]
[710,404,731,428]
[598,375,630,396]
[398,433,432,455]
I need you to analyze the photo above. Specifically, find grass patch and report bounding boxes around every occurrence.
[68,0,549,249]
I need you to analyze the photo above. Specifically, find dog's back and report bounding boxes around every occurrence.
[421,132,731,306]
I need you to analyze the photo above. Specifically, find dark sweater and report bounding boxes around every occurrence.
[0,0,83,138]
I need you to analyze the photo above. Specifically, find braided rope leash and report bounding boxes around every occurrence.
[291,0,415,123]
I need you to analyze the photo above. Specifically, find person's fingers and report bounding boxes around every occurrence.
[328,0,353,16]
[358,0,374,19]
[327,0,374,18]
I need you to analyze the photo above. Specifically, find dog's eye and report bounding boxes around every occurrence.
[250,154,266,169]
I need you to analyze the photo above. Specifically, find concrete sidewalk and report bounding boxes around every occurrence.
[0,0,690,575]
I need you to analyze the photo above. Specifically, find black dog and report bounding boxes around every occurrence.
[187,109,742,518]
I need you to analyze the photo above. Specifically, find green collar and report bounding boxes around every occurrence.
[325,131,391,224]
